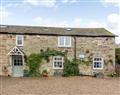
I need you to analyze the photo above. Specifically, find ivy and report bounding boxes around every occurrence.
[40,48,65,62]
[26,48,93,77]
[27,53,42,76]
[26,48,65,76]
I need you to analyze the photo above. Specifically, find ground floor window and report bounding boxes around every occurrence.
[53,56,64,69]
[93,57,103,69]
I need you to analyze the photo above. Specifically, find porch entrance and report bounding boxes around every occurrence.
[12,55,23,77]
[8,46,24,77]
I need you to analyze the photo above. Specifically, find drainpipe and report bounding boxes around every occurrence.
[73,36,77,60]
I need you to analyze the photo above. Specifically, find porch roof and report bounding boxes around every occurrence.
[7,46,24,56]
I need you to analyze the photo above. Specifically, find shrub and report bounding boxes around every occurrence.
[42,69,48,74]
[27,53,42,76]
[62,58,79,77]
[116,48,120,64]
[42,69,48,77]
[107,72,118,78]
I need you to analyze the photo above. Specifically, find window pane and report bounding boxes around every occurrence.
[58,36,71,47]
[59,37,64,46]
[16,35,23,46]
[96,58,99,61]
[94,58,97,61]
[53,56,63,69]
[98,62,101,68]
[65,37,70,46]
[94,62,97,68]
[54,62,56,67]
[93,57,103,69]
[59,57,62,60]
[18,39,22,45]
[94,62,102,68]
[97,62,99,67]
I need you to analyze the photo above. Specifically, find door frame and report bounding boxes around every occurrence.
[12,55,24,77]
[8,46,24,77]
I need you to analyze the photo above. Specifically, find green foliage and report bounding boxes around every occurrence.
[78,60,92,66]
[107,72,118,78]
[40,48,65,63]
[78,54,93,66]
[42,69,48,74]
[116,48,120,64]
[76,54,93,66]
[26,48,65,76]
[63,58,79,77]
[27,53,42,76]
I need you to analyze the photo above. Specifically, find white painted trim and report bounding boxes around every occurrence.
[11,55,24,77]
[53,56,64,69]
[22,56,25,65]
[58,36,71,47]
[7,46,24,56]
[16,35,24,46]
[93,57,104,70]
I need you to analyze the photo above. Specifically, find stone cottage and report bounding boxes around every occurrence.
[0,25,116,77]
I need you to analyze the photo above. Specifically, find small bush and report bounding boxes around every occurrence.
[42,69,48,74]
[62,58,79,77]
[116,48,120,64]
[107,72,118,78]
[42,69,48,77]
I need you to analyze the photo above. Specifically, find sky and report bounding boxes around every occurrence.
[0,0,120,44]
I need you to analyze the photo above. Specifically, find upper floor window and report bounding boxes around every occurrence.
[53,56,64,69]
[93,57,103,69]
[16,35,23,46]
[58,36,71,47]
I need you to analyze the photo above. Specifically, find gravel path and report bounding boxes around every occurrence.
[0,76,120,95]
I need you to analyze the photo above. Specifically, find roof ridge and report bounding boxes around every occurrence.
[0,25,104,29]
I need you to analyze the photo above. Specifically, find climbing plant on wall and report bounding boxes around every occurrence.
[27,53,42,76]
[26,48,65,76]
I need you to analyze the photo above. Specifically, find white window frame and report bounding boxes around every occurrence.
[58,36,71,47]
[53,56,64,69]
[16,35,24,46]
[93,57,103,70]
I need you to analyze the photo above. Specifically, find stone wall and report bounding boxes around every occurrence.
[0,34,115,76]
[76,37,115,75]
[0,35,8,75]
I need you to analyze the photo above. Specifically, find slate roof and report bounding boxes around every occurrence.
[0,25,116,37]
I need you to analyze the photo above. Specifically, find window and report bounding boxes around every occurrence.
[53,56,64,69]
[16,35,23,46]
[58,36,71,47]
[13,56,23,66]
[93,57,103,69]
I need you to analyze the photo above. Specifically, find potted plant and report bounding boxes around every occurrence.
[42,69,48,77]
